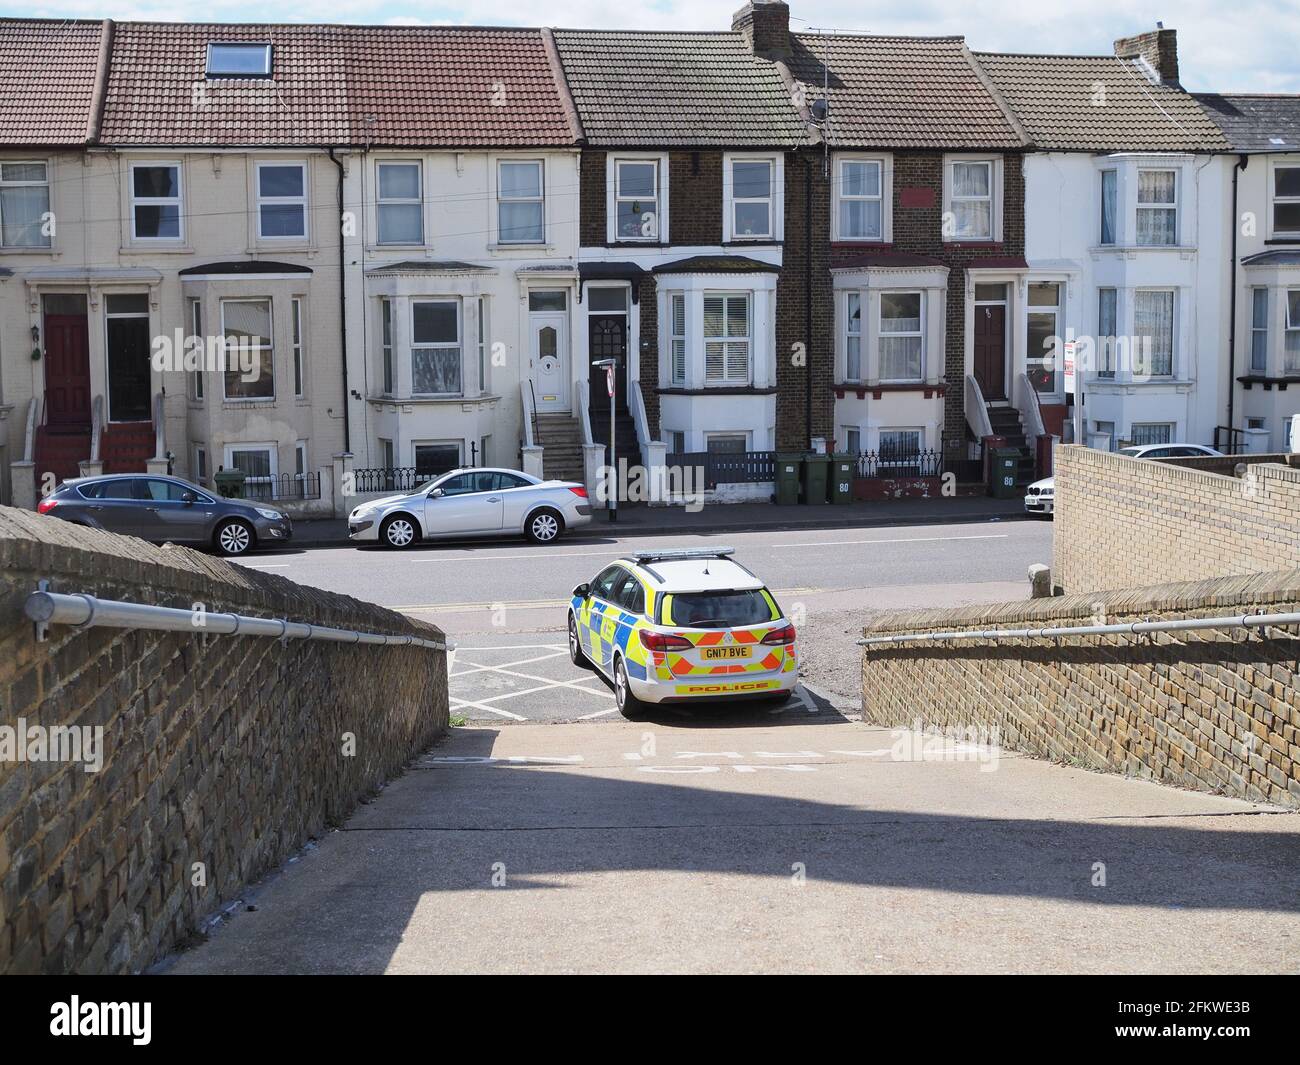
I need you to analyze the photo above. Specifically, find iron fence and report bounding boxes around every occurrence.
[852,447,944,479]
[351,467,426,493]
[664,450,775,489]
[240,472,322,501]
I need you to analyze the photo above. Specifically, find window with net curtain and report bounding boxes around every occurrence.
[1100,169,1117,244]
[0,162,50,248]
[845,292,862,380]
[950,162,992,239]
[703,294,750,384]
[1133,290,1175,377]
[1097,288,1118,377]
[839,160,882,240]
[879,292,923,380]
[412,300,461,395]
[221,299,274,399]
[1251,289,1269,373]
[1137,170,1177,245]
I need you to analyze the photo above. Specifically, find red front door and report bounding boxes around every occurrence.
[974,303,1007,401]
[44,309,92,427]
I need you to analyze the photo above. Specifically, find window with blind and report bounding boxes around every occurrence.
[879,292,923,380]
[670,293,686,385]
[1136,170,1177,245]
[703,294,750,385]
[1134,290,1175,377]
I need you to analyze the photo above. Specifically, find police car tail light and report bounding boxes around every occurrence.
[761,623,797,646]
[640,631,693,652]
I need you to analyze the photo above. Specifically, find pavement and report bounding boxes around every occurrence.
[163,719,1300,975]
[289,495,1033,546]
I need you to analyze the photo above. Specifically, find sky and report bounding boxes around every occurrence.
[8,0,1300,92]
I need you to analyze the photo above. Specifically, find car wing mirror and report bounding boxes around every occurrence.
[572,583,590,599]
[181,491,197,504]
[427,488,444,499]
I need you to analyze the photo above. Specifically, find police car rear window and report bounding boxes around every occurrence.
[666,590,774,628]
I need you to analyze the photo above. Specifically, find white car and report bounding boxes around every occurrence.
[1118,443,1223,459]
[1024,476,1054,517]
[348,467,593,548]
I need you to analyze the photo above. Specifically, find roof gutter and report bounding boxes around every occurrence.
[540,28,586,146]
[84,18,115,145]
[327,147,351,453]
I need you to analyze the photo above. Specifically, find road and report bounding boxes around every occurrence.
[166,719,1300,974]
[239,516,1052,720]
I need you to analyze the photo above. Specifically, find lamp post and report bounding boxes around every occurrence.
[592,357,619,523]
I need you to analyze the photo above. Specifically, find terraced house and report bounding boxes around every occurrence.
[2,10,1295,516]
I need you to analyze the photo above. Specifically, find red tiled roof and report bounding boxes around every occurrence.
[98,23,576,147]
[0,18,104,146]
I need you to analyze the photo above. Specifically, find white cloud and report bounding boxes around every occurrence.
[8,0,1297,91]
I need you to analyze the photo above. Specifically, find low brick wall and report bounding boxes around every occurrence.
[1054,445,1300,594]
[0,506,448,974]
[860,568,1300,808]
[1159,452,1300,478]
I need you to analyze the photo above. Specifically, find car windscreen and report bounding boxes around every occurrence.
[665,589,775,628]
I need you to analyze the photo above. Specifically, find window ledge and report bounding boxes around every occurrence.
[657,386,774,396]
[1089,244,1197,254]
[221,398,277,408]
[0,245,56,255]
[486,242,553,252]
[366,393,500,406]
[119,244,194,255]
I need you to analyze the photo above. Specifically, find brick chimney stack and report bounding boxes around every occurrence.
[732,0,791,58]
[1113,27,1180,86]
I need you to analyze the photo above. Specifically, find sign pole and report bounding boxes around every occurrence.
[1063,339,1083,446]
[593,357,619,523]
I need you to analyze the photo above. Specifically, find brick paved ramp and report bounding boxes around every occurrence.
[165,721,1300,974]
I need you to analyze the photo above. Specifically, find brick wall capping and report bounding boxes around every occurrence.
[860,565,1300,637]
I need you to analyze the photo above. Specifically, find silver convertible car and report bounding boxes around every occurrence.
[347,467,593,548]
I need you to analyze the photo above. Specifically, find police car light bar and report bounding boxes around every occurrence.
[628,547,736,563]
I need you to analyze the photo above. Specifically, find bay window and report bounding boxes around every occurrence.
[845,292,862,381]
[1097,288,1118,378]
[221,298,274,399]
[879,292,923,380]
[670,293,686,385]
[1251,288,1269,373]
[411,300,461,395]
[703,293,750,385]
[1133,290,1175,377]
[1287,290,1300,374]
[1100,169,1117,245]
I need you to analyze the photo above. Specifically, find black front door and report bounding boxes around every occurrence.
[106,295,152,421]
[589,314,627,415]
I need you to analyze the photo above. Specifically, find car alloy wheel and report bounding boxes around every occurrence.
[216,520,253,556]
[384,517,416,548]
[568,615,582,663]
[614,657,629,711]
[529,511,560,542]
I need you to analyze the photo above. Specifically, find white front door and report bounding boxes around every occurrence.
[531,313,569,412]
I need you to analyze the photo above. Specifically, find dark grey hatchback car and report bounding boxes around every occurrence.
[37,474,293,556]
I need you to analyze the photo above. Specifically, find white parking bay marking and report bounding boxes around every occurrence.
[447,696,527,721]
[450,651,567,678]
[772,533,1009,549]
[411,548,623,564]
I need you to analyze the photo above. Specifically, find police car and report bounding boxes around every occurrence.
[568,547,799,717]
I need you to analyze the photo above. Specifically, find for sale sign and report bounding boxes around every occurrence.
[1063,340,1078,395]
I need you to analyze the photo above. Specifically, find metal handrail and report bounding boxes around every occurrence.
[25,587,452,651]
[89,395,104,463]
[151,392,165,460]
[858,610,1300,648]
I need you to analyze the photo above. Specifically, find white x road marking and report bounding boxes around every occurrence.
[449,645,615,720]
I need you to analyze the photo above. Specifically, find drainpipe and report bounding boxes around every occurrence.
[1226,153,1248,446]
[804,155,813,449]
[328,148,351,453]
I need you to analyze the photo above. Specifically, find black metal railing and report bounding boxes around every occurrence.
[664,450,776,489]
[1212,425,1249,455]
[351,467,426,493]
[852,448,944,479]
[242,472,322,501]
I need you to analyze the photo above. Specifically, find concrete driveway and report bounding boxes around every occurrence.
[165,719,1300,974]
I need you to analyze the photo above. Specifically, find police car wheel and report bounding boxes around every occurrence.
[567,613,589,668]
[613,656,646,719]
